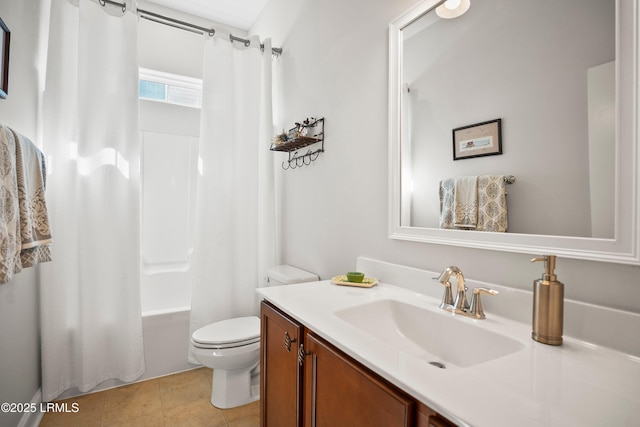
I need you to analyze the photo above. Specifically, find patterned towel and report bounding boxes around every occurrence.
[0,125,22,284]
[439,178,455,229]
[454,176,478,229]
[0,126,52,284]
[439,175,508,232]
[477,175,508,232]
[12,128,52,269]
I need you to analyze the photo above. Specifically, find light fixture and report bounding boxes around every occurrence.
[435,0,471,19]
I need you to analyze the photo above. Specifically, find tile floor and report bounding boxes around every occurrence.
[39,368,260,427]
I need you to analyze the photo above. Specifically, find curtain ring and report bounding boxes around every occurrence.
[98,0,126,13]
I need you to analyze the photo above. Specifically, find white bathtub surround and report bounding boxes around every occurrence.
[257,259,640,427]
[38,0,145,402]
[141,131,199,277]
[40,308,196,404]
[189,36,277,363]
[139,308,197,381]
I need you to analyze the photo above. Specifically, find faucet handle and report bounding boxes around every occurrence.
[433,278,454,308]
[468,287,499,319]
[453,284,470,312]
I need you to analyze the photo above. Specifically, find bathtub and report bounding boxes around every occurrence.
[51,305,198,401]
[139,268,198,380]
[139,305,198,381]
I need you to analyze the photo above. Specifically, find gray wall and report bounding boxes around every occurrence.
[0,0,47,425]
[251,0,640,314]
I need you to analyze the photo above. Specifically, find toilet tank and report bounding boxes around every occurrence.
[266,265,319,287]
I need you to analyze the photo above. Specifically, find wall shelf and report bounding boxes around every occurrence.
[270,117,324,169]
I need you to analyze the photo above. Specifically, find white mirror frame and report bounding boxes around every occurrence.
[388,0,640,264]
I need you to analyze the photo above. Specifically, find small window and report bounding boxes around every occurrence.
[140,80,166,101]
[139,68,203,108]
[168,85,201,106]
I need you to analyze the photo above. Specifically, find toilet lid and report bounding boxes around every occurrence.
[192,316,260,349]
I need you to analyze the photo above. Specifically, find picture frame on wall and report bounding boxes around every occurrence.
[452,118,502,160]
[0,17,9,99]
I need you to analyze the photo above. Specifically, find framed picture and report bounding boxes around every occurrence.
[452,118,502,160]
[0,17,9,99]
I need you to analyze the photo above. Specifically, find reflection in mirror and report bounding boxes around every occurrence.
[400,0,614,238]
[389,0,640,264]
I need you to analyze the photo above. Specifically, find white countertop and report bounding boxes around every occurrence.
[257,280,640,427]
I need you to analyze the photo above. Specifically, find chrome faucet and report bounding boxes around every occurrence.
[435,266,469,311]
[433,266,498,319]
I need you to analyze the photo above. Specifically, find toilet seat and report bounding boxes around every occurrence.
[192,316,260,349]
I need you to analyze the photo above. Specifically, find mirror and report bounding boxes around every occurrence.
[389,0,640,264]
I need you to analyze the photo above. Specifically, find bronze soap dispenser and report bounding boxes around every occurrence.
[531,255,564,345]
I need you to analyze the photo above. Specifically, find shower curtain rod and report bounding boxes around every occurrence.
[98,0,283,55]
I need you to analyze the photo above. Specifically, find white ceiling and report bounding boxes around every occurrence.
[146,0,270,31]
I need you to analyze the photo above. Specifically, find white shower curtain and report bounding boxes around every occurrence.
[189,36,277,360]
[39,0,144,401]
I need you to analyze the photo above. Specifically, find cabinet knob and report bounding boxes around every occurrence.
[298,343,311,366]
[284,331,296,352]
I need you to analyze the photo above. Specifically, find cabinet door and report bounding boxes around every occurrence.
[415,402,457,427]
[261,301,304,427]
[303,332,414,427]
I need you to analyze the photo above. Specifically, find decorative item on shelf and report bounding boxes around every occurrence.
[270,117,325,170]
[273,130,289,146]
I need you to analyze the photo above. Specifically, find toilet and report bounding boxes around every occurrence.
[190,265,318,409]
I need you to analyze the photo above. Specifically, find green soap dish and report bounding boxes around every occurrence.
[346,272,365,283]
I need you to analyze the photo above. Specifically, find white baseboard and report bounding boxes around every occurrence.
[16,389,43,427]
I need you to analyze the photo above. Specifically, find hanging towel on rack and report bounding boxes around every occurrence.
[439,175,509,232]
[438,178,455,229]
[454,176,478,229]
[0,125,22,284]
[0,125,52,284]
[477,175,508,232]
[11,128,52,270]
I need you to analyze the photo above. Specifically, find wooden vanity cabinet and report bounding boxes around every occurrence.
[260,301,304,427]
[416,403,456,427]
[302,331,414,426]
[260,301,456,427]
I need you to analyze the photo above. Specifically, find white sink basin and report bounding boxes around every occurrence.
[334,299,525,369]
